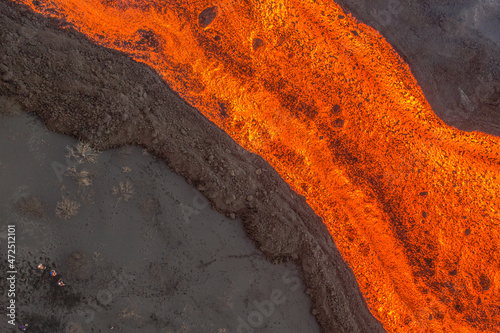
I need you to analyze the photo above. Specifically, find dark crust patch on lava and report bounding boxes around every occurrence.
[199,6,218,28]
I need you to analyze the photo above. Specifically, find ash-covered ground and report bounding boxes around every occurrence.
[0,112,320,332]
[0,0,499,333]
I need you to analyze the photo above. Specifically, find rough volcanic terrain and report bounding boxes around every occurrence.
[1,0,499,332]
[0,1,384,332]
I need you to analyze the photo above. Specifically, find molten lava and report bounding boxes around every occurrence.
[15,0,500,331]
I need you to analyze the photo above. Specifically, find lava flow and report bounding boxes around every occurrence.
[14,0,500,331]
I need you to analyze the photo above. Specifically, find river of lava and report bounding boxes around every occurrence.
[14,0,500,331]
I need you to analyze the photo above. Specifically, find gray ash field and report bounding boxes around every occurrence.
[0,112,319,332]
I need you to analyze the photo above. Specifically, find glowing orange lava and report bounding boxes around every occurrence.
[14,0,500,331]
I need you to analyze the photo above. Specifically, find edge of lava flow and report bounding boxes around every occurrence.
[14,0,500,332]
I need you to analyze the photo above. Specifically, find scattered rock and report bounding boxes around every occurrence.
[2,71,13,81]
[0,96,23,115]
